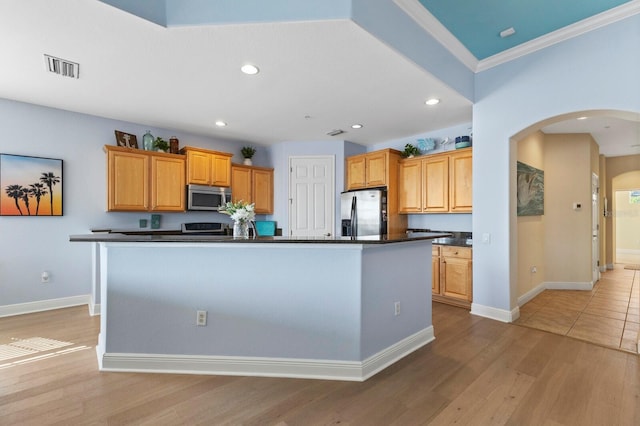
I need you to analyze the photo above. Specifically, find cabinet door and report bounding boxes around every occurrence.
[366,151,387,187]
[107,150,149,211]
[186,151,211,185]
[432,254,440,294]
[346,155,366,189]
[441,253,472,301]
[150,155,185,211]
[253,168,274,214]
[211,154,231,187]
[450,150,472,212]
[231,166,252,204]
[398,160,422,213]
[423,156,449,212]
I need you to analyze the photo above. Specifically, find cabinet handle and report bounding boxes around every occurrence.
[454,251,458,255]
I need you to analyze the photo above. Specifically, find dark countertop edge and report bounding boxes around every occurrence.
[70,232,451,245]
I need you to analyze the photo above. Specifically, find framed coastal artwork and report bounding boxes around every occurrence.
[0,154,63,216]
[517,161,544,216]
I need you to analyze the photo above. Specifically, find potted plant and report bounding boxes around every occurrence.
[402,143,420,158]
[241,146,256,165]
[153,137,170,153]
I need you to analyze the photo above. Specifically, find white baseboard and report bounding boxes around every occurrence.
[0,295,90,318]
[88,294,101,316]
[470,303,518,323]
[606,263,614,270]
[545,281,593,291]
[99,326,435,382]
[518,283,547,306]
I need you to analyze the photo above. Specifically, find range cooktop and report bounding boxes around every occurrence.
[181,222,227,234]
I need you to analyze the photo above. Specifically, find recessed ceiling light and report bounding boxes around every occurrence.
[425,98,440,106]
[351,124,363,129]
[577,116,588,120]
[215,120,227,127]
[240,64,259,75]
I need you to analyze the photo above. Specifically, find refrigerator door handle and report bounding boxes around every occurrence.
[350,196,357,237]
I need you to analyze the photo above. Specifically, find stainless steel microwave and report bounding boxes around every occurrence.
[186,185,232,211]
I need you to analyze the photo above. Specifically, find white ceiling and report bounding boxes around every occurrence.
[0,0,638,157]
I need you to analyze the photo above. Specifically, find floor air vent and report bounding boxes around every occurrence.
[44,54,79,78]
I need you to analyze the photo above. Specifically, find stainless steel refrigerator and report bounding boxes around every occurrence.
[340,187,388,237]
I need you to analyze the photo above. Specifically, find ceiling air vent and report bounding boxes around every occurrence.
[44,54,79,79]
[327,129,345,137]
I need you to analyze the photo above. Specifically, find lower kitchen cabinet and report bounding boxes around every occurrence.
[432,245,472,308]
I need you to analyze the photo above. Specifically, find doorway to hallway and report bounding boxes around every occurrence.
[614,189,640,266]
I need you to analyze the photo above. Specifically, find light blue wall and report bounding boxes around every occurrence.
[0,98,265,307]
[167,0,352,25]
[269,140,349,237]
[472,13,640,314]
[372,122,474,233]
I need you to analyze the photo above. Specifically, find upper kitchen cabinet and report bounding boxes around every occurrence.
[180,146,232,187]
[398,147,471,213]
[105,145,185,212]
[231,164,274,214]
[449,149,472,212]
[345,149,402,190]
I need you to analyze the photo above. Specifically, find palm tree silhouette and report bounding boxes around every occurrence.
[40,172,60,216]
[29,182,48,216]
[21,188,32,215]
[5,184,25,215]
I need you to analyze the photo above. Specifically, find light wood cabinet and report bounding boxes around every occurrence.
[345,148,407,235]
[449,149,472,212]
[181,146,232,187]
[432,245,472,308]
[345,149,400,190]
[231,164,274,214]
[432,245,441,294]
[398,147,470,213]
[105,145,185,212]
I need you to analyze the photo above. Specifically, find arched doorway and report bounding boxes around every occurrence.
[509,110,640,352]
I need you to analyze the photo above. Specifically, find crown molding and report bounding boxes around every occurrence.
[395,0,640,73]
[477,0,640,72]
[393,0,478,71]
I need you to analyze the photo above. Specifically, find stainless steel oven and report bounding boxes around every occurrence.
[186,185,231,211]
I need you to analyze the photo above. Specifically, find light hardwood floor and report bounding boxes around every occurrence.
[1,302,639,425]
[516,265,639,353]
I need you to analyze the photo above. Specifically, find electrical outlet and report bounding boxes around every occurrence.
[196,310,207,326]
[394,302,401,316]
[530,266,537,273]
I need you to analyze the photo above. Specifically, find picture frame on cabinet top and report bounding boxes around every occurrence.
[114,130,139,149]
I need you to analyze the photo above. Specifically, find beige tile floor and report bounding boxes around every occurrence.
[515,265,639,353]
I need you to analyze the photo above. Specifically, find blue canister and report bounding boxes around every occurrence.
[142,130,154,151]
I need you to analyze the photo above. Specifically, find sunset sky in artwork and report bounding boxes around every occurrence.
[0,154,62,216]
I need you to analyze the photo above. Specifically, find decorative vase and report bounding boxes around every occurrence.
[169,137,179,154]
[243,158,253,166]
[142,131,154,151]
[233,221,249,239]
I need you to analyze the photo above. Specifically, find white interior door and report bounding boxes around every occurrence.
[592,173,600,283]
[289,156,335,237]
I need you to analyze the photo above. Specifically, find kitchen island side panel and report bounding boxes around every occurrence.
[360,241,432,359]
[103,243,363,361]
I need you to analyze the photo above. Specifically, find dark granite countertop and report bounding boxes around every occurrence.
[407,229,472,247]
[70,231,451,245]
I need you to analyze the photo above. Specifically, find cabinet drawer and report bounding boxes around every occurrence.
[432,245,440,256]
[441,246,471,259]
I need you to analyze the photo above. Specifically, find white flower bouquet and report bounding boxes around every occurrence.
[219,200,255,223]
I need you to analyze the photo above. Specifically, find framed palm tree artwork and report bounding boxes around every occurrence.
[0,154,63,216]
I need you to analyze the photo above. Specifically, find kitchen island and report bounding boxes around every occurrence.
[71,232,447,381]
